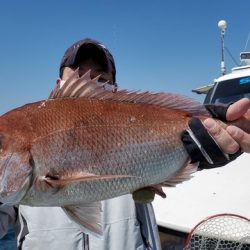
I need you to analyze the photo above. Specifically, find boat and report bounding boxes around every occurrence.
[153,20,250,249]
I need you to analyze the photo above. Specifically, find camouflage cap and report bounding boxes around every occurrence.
[59,38,116,83]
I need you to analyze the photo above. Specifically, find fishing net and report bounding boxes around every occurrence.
[184,214,250,250]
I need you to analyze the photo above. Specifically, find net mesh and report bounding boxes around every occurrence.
[184,214,250,250]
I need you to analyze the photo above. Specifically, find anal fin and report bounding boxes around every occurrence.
[161,162,199,187]
[63,202,102,237]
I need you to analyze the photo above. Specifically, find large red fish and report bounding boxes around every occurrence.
[0,70,249,235]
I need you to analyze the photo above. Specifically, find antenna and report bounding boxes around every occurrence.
[244,32,250,52]
[218,20,227,75]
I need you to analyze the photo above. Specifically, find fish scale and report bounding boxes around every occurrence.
[7,98,188,205]
[0,100,191,205]
[0,71,219,234]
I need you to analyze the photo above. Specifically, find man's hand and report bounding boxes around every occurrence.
[181,98,250,169]
[204,98,250,153]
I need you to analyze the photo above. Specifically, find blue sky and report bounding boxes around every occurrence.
[0,0,250,114]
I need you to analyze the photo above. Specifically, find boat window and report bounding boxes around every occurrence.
[203,87,214,104]
[210,76,250,104]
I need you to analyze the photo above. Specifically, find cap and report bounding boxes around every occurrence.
[59,38,116,83]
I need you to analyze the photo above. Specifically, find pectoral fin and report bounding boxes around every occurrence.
[44,173,133,186]
[63,202,102,237]
[36,173,136,193]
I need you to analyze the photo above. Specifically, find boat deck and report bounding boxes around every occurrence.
[153,153,250,233]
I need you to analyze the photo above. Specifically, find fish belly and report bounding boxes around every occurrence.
[23,133,188,206]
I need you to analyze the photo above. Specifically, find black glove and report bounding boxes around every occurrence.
[181,104,242,169]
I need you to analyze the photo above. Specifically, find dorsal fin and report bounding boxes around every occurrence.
[49,69,209,117]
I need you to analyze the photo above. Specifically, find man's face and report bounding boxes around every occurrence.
[61,58,114,84]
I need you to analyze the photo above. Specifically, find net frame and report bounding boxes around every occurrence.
[184,213,250,250]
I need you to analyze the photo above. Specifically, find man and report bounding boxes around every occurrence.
[16,38,161,250]
[0,205,18,250]
[1,38,250,249]
[203,98,250,154]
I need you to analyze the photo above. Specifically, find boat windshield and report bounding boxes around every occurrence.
[210,76,250,104]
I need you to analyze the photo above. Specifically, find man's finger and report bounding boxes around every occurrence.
[226,98,250,121]
[203,118,240,154]
[227,125,250,153]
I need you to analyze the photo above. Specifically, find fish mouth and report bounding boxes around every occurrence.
[0,153,32,205]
